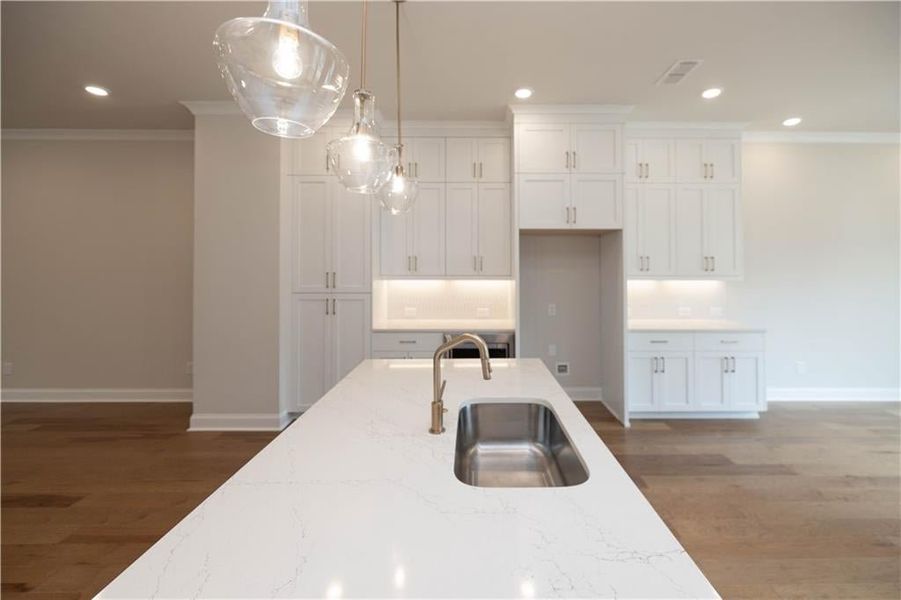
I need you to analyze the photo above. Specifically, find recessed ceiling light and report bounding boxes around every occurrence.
[782,117,802,127]
[84,85,109,97]
[701,87,722,99]
[514,88,533,100]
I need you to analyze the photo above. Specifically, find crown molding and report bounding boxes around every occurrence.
[742,131,900,144]
[508,104,634,115]
[180,100,242,116]
[2,129,193,141]
[626,121,750,131]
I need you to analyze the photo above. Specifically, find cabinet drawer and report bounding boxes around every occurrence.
[629,332,693,352]
[372,332,444,352]
[694,332,764,352]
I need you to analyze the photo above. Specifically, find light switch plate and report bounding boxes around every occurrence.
[547,303,557,317]
[555,362,570,376]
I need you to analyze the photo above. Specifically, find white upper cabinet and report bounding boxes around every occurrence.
[571,175,622,230]
[516,123,623,174]
[286,129,332,176]
[626,138,675,183]
[626,184,675,276]
[516,124,570,173]
[675,138,740,183]
[445,183,479,275]
[571,125,622,173]
[674,186,707,277]
[446,138,510,183]
[518,174,570,229]
[406,138,445,182]
[476,183,512,275]
[704,186,741,275]
[379,183,445,276]
[292,178,370,293]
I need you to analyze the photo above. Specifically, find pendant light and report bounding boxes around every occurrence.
[213,0,350,139]
[378,0,417,215]
[326,0,393,193]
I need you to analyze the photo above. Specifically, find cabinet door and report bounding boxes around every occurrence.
[705,186,741,276]
[516,124,569,173]
[477,183,511,276]
[411,138,445,182]
[674,186,707,276]
[379,207,411,276]
[705,140,740,183]
[729,353,764,410]
[642,139,675,182]
[331,185,371,292]
[655,352,692,410]
[695,353,729,410]
[445,138,478,182]
[292,179,331,292]
[478,138,511,182]
[628,353,657,411]
[571,124,621,173]
[331,295,371,383]
[675,139,706,182]
[518,174,570,229]
[571,174,621,230]
[411,184,445,275]
[288,130,331,175]
[293,295,331,410]
[624,141,641,183]
[640,186,675,275]
[445,183,478,275]
[624,186,643,275]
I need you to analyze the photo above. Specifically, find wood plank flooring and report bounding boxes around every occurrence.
[2,401,899,599]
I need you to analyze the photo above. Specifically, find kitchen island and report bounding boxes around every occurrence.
[99,359,718,599]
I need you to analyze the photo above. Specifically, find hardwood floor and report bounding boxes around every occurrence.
[2,401,899,599]
[578,402,901,599]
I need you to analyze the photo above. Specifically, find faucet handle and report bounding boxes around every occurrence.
[438,379,447,401]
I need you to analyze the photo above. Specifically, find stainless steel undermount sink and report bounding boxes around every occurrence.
[453,401,589,488]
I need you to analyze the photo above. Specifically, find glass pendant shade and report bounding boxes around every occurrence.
[378,150,418,215]
[326,90,393,193]
[213,0,350,139]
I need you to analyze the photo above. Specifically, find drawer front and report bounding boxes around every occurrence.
[695,332,765,353]
[629,332,694,352]
[371,332,444,352]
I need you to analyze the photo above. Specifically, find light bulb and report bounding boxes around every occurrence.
[378,156,417,215]
[272,26,302,80]
[352,135,373,162]
[326,90,393,193]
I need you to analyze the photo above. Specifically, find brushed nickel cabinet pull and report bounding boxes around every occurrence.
[644,162,649,178]
[325,272,330,288]
[711,256,716,271]
[653,357,658,373]
[479,162,483,178]
[332,298,336,315]
[636,162,642,179]
[650,340,669,344]
[479,255,484,272]
[325,298,329,315]
[414,255,418,272]
[565,206,571,224]
[472,162,476,179]
[331,272,336,288]
[573,151,577,170]
[572,206,577,224]
[661,357,666,373]
[723,357,729,373]
[565,151,570,169]
[711,163,715,179]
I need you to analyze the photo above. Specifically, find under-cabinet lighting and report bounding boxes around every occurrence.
[782,117,802,127]
[701,87,722,99]
[387,362,432,369]
[84,85,110,97]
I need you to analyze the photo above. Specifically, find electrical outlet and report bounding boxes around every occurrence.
[795,361,807,375]
[555,362,570,376]
[548,344,557,357]
[547,303,557,317]
[677,306,692,317]
[186,361,193,376]
[476,307,490,318]
[2,362,12,376]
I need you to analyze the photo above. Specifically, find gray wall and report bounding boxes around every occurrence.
[191,115,282,423]
[1,138,194,389]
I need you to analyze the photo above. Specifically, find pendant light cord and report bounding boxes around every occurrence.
[360,0,367,89]
[395,0,403,152]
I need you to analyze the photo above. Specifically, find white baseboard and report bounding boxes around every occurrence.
[188,411,290,432]
[630,411,760,420]
[565,386,603,401]
[1,388,192,402]
[767,387,900,402]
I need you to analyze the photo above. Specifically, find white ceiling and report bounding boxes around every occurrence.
[2,1,898,131]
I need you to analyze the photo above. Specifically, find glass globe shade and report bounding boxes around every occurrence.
[213,1,349,139]
[378,160,418,215]
[326,90,393,193]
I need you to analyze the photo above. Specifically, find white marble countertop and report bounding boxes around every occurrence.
[99,359,718,599]
[629,318,765,332]
[373,319,515,332]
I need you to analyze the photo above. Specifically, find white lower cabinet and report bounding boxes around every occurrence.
[293,294,371,410]
[371,332,443,359]
[628,332,765,416]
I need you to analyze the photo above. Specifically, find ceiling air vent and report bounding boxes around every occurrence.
[656,59,703,85]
